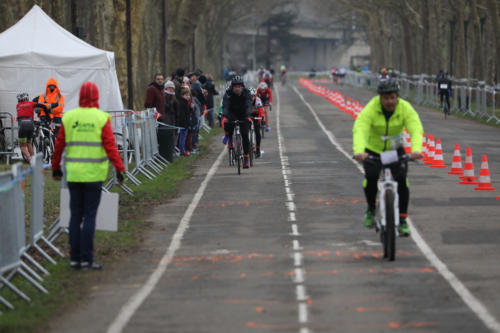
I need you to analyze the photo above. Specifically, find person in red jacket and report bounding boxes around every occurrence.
[250,88,265,158]
[15,92,44,162]
[256,82,273,131]
[144,73,165,118]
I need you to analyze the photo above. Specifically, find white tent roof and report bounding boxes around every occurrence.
[0,5,123,119]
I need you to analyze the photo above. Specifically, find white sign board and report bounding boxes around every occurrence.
[59,188,119,232]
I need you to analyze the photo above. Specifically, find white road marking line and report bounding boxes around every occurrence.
[286,202,296,212]
[293,239,302,250]
[294,268,305,283]
[294,252,303,267]
[277,85,311,331]
[106,148,226,333]
[289,212,296,222]
[293,84,500,333]
[296,284,308,301]
[298,303,308,323]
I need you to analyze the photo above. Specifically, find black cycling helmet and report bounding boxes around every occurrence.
[231,75,244,86]
[377,79,399,94]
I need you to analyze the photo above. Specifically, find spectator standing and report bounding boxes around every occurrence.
[39,77,65,138]
[176,86,192,156]
[163,80,178,125]
[145,73,165,118]
[201,74,218,127]
[188,71,205,152]
[51,82,125,270]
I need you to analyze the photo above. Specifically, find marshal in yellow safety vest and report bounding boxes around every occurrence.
[62,107,111,182]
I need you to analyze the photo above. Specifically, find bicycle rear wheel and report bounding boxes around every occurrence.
[384,190,396,261]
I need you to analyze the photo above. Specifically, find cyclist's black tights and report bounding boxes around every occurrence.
[253,118,261,148]
[224,120,250,156]
[439,93,450,111]
[363,154,409,215]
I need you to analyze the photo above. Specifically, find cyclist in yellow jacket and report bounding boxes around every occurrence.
[353,79,423,236]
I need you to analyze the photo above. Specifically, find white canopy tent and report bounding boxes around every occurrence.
[0,5,123,119]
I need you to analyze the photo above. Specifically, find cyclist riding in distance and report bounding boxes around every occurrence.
[222,76,253,169]
[249,87,265,158]
[15,92,44,163]
[438,72,452,113]
[262,70,273,89]
[353,79,424,237]
[256,81,273,132]
[280,65,288,84]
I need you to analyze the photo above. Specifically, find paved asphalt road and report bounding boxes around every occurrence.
[49,82,500,333]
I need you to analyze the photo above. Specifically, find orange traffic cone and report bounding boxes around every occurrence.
[431,138,447,168]
[474,155,496,191]
[425,135,435,165]
[448,144,463,175]
[459,146,478,185]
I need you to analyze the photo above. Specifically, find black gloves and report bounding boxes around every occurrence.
[52,169,63,178]
[50,103,59,108]
[116,172,124,183]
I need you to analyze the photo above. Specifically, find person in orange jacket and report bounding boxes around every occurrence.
[39,77,65,138]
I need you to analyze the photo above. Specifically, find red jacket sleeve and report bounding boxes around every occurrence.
[51,123,66,170]
[267,88,273,104]
[102,119,125,173]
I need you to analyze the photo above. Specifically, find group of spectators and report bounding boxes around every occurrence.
[144,68,218,156]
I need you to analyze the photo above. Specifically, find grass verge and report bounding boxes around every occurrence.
[0,127,222,332]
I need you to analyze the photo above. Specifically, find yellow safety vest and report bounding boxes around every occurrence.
[62,107,110,182]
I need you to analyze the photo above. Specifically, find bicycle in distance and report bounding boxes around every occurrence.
[364,136,413,261]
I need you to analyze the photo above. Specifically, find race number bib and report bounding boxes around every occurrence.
[440,83,449,90]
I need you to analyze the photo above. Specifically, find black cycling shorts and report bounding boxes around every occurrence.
[18,119,34,141]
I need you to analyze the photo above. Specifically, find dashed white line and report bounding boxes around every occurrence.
[291,225,301,237]
[277,85,311,332]
[298,303,309,323]
[294,268,305,283]
[294,252,304,267]
[296,284,308,301]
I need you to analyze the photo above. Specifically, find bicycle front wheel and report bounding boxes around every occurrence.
[384,190,396,261]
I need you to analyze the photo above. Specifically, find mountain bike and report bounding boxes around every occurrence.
[365,149,410,261]
[33,119,54,164]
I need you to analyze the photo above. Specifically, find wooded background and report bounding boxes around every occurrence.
[1,1,498,108]
[317,0,500,84]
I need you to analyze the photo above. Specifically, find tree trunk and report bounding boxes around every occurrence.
[454,1,467,77]
[486,0,500,83]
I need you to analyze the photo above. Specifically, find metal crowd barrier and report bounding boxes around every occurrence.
[345,71,500,124]
[0,154,63,312]
[0,112,17,164]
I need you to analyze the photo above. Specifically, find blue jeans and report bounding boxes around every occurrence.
[67,181,103,263]
[178,129,187,154]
